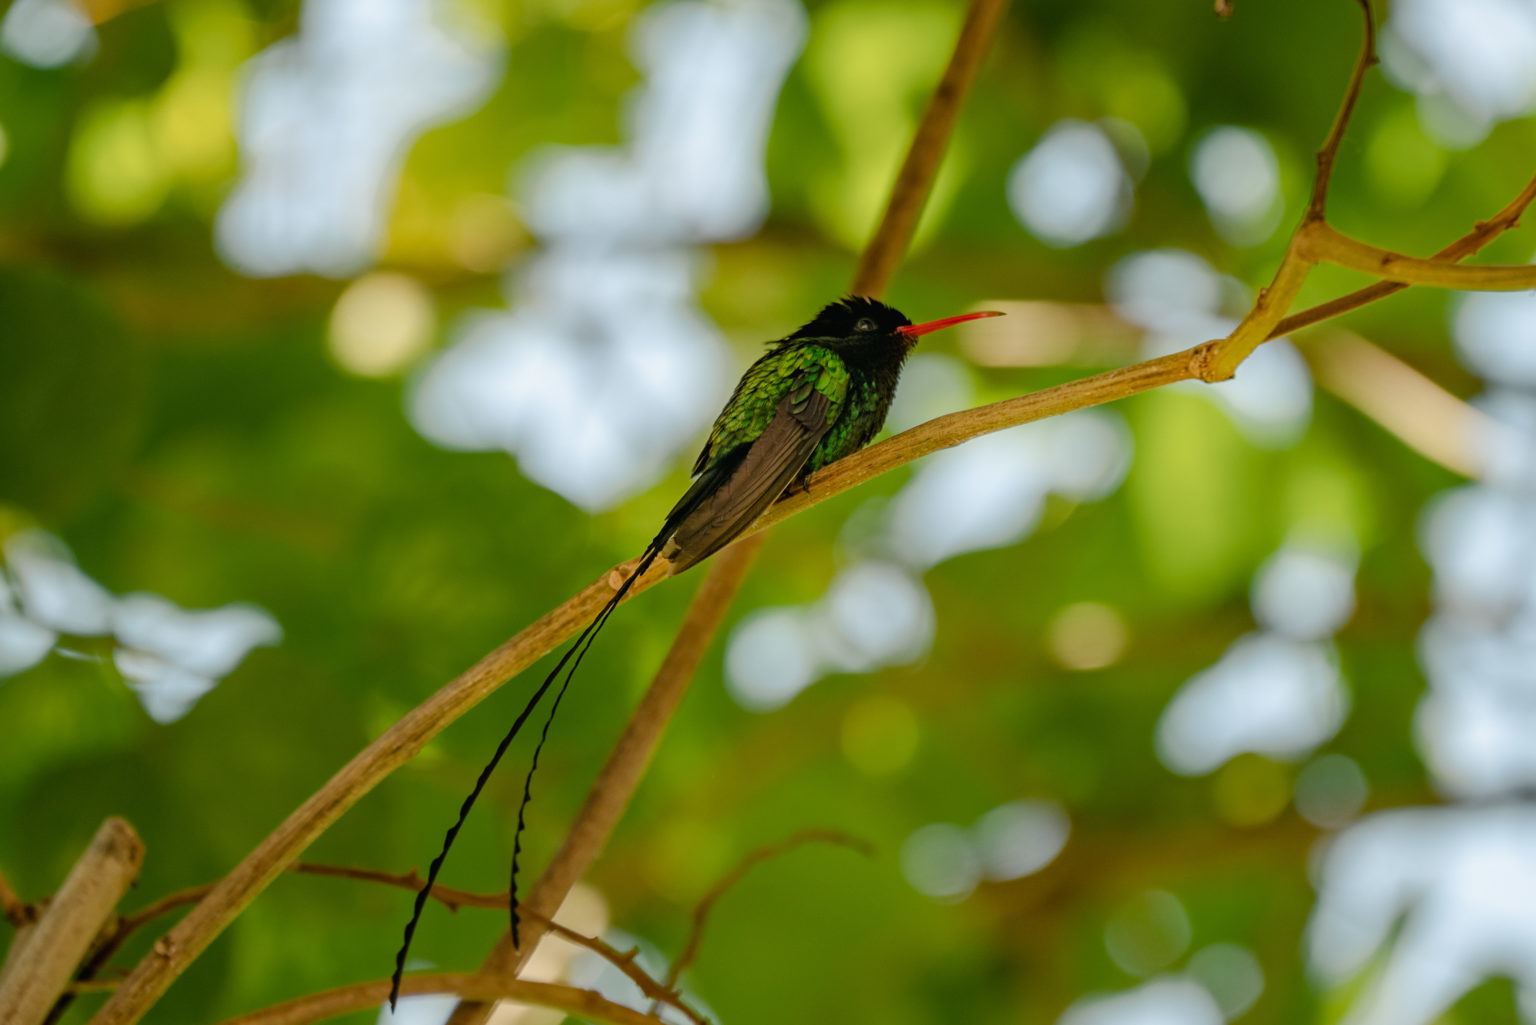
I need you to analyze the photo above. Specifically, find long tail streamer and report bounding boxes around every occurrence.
[388,540,665,1010]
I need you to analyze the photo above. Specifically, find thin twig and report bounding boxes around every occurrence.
[517,912,707,1025]
[664,830,872,993]
[1308,0,1377,221]
[210,973,677,1025]
[113,863,705,1025]
[112,862,509,948]
[306,869,708,1025]
[286,863,502,912]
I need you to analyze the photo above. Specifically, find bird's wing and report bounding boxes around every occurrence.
[665,365,844,573]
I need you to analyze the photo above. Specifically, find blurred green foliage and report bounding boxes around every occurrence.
[1,0,1533,1023]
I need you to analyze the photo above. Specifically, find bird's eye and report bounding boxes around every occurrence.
[854,317,877,333]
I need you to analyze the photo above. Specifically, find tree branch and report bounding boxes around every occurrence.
[0,819,143,1025]
[86,566,665,1025]
[1308,0,1376,221]
[110,861,513,949]
[850,0,1013,296]
[662,830,872,995]
[1195,0,1375,381]
[1301,221,1536,290]
[210,973,677,1025]
[108,863,705,1025]
[1270,171,1536,339]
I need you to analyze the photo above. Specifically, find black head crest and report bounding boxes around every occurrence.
[788,296,912,340]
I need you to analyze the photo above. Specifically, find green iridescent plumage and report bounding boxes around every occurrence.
[694,344,849,475]
[663,297,918,571]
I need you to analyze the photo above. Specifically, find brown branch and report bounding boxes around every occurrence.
[211,973,676,1025]
[112,862,510,947]
[757,350,1197,536]
[0,922,39,999]
[516,915,707,1025]
[87,563,667,1025]
[1301,221,1536,289]
[298,870,708,1025]
[1271,170,1536,338]
[663,830,872,993]
[1308,0,1377,221]
[111,863,704,1025]
[0,819,143,1025]
[285,863,504,912]
[850,0,1012,296]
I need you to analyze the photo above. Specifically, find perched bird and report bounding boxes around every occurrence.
[663,296,1002,571]
[391,296,1001,1006]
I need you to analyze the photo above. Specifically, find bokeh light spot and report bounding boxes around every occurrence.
[1189,126,1281,245]
[1294,753,1369,828]
[1104,890,1192,977]
[1057,977,1223,1025]
[823,562,934,668]
[0,0,95,68]
[1250,538,1358,641]
[1008,119,1133,247]
[66,99,172,226]
[329,272,436,377]
[974,799,1070,881]
[1048,601,1129,671]
[1158,633,1348,775]
[1186,943,1265,1019]
[900,822,980,902]
[1453,289,1536,388]
[724,607,818,712]
[448,193,527,272]
[1213,753,1291,827]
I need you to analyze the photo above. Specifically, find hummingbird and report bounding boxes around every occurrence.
[391,297,1001,1006]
